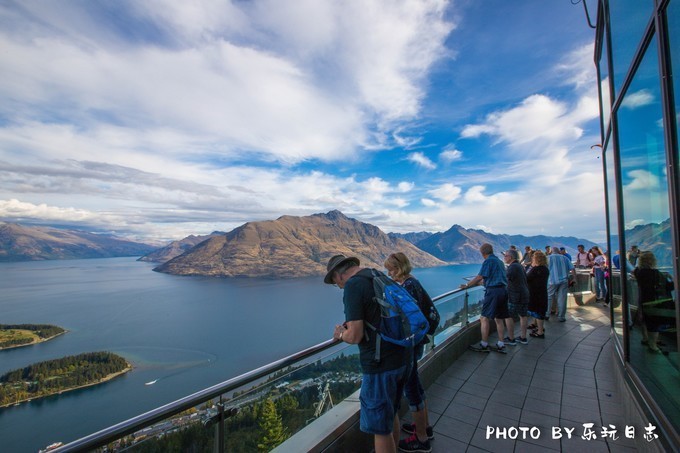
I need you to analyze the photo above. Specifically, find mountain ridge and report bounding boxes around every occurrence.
[153,210,445,278]
[0,222,155,262]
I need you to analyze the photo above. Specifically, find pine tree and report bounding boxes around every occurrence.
[257,397,288,452]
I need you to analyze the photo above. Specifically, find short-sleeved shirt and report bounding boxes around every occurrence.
[548,253,574,285]
[479,254,507,287]
[343,268,406,374]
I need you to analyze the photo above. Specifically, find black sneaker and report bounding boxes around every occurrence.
[493,344,508,354]
[469,342,490,353]
[503,336,517,346]
[517,337,528,345]
[399,434,432,452]
[401,423,434,440]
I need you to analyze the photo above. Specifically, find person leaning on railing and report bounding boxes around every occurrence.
[325,254,409,453]
[384,252,434,453]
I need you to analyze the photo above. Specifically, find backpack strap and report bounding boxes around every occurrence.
[364,321,381,362]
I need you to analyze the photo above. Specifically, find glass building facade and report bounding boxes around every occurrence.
[594,0,679,447]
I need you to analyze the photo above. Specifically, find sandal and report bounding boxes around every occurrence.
[528,323,537,330]
[530,331,545,338]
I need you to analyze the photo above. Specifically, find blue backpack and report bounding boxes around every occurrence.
[364,269,429,361]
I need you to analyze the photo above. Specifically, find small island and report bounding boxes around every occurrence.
[0,351,132,407]
[0,324,67,350]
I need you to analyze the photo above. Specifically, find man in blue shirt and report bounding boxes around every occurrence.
[461,243,509,353]
[547,245,576,322]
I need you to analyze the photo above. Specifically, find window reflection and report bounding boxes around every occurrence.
[669,1,680,161]
[599,27,612,134]
[608,0,653,98]
[615,31,679,425]
[605,143,624,342]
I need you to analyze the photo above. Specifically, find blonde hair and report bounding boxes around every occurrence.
[637,251,657,269]
[532,250,548,267]
[384,252,412,281]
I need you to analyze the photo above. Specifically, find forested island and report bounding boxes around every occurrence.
[0,352,131,407]
[0,324,66,350]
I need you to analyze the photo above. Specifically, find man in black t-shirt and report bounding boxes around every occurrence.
[324,254,409,453]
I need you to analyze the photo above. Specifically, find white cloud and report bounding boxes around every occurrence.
[397,181,415,192]
[460,94,584,148]
[0,0,455,164]
[464,185,494,203]
[440,147,462,162]
[625,218,647,230]
[621,89,654,110]
[407,152,436,169]
[421,198,437,207]
[428,183,462,203]
[624,169,660,191]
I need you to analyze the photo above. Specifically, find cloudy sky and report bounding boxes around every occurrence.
[0,0,606,244]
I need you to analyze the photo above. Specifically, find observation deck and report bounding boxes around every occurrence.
[53,272,671,452]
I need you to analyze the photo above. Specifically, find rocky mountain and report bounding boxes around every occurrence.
[154,210,446,278]
[0,222,156,262]
[623,218,673,267]
[398,224,599,264]
[138,232,225,263]
[388,231,433,245]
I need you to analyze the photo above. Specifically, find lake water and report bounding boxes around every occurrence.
[0,257,479,452]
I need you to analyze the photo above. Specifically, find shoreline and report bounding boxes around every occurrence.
[0,330,68,351]
[0,364,133,409]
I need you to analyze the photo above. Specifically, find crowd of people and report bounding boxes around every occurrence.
[322,241,669,452]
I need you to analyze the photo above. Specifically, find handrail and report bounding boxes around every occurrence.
[54,286,472,452]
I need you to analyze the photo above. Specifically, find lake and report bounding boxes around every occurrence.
[0,257,479,452]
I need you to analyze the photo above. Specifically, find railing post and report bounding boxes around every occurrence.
[214,401,225,453]
[463,290,469,325]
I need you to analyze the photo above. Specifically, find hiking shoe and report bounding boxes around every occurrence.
[503,337,517,346]
[469,342,490,353]
[493,344,508,354]
[399,434,432,453]
[517,337,528,345]
[401,423,434,440]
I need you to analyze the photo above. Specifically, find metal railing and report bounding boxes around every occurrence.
[53,285,483,453]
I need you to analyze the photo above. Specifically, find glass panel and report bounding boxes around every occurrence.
[669,0,680,159]
[616,33,680,427]
[118,343,362,452]
[599,23,612,135]
[606,142,624,343]
[608,0,654,98]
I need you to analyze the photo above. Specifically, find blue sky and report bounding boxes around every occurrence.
[0,0,606,244]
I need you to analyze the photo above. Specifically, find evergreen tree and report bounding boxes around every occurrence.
[257,397,288,452]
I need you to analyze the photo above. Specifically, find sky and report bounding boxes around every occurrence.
[0,0,607,245]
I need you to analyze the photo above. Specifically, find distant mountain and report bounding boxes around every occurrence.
[388,231,433,244]
[623,218,673,267]
[154,210,446,278]
[399,224,599,264]
[138,232,225,263]
[0,222,156,262]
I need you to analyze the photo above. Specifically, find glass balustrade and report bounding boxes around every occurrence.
[55,285,485,453]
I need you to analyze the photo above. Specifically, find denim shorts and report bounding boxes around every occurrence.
[481,286,509,319]
[359,365,408,435]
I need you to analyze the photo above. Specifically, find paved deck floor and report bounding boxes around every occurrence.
[401,303,641,452]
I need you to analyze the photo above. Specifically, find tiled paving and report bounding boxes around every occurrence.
[401,303,641,452]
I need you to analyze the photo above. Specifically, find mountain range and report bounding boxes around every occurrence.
[153,210,445,278]
[0,222,155,262]
[137,232,225,263]
[3,212,671,277]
